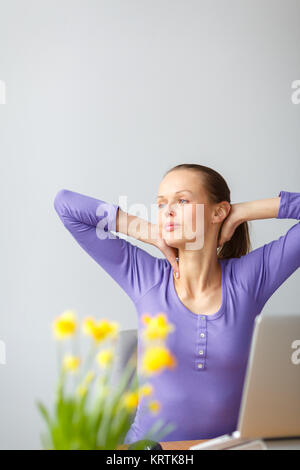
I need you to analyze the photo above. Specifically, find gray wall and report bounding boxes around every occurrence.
[0,0,299,449]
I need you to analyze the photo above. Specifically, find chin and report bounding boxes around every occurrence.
[164,232,200,251]
[162,235,185,250]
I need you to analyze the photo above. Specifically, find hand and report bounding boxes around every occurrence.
[155,237,180,279]
[217,203,244,248]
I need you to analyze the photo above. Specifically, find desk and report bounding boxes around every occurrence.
[160,439,207,450]
[118,438,300,450]
[117,439,207,450]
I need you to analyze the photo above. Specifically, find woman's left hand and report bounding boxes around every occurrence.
[217,203,245,248]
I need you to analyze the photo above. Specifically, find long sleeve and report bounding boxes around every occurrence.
[231,190,300,310]
[53,189,164,304]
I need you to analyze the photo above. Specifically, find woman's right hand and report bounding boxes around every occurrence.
[120,214,181,278]
[155,236,180,279]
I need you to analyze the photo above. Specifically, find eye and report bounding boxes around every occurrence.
[157,199,189,209]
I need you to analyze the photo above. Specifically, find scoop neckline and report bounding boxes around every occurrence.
[169,258,227,321]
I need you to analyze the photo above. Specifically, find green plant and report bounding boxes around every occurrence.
[36,310,178,450]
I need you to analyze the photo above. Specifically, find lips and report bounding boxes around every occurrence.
[164,223,180,231]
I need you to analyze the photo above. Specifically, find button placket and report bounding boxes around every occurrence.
[195,314,207,371]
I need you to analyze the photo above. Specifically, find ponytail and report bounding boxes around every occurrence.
[217,221,251,259]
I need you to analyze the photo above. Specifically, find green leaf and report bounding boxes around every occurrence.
[36,401,51,428]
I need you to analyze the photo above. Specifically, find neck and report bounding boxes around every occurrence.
[175,244,221,295]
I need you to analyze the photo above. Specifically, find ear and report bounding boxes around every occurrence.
[212,201,231,224]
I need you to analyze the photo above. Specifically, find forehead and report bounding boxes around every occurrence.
[157,170,205,199]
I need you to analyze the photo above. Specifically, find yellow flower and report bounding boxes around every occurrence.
[138,383,153,398]
[83,370,95,385]
[96,348,114,368]
[62,355,81,373]
[121,391,139,411]
[141,312,175,341]
[82,317,119,343]
[82,317,95,336]
[141,345,177,375]
[53,310,77,340]
[76,371,95,398]
[77,384,88,398]
[148,400,161,415]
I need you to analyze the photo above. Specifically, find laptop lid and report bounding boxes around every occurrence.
[237,312,300,439]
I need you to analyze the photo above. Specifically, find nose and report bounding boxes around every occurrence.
[164,203,176,217]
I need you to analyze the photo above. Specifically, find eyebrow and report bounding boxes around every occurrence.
[156,189,193,200]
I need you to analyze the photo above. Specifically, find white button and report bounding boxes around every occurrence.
[199,350,204,355]
[200,333,205,338]
[198,363,203,369]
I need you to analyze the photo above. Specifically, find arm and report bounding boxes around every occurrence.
[53,189,165,304]
[231,191,300,309]
[117,207,180,277]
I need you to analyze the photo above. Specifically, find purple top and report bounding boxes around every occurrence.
[54,189,300,443]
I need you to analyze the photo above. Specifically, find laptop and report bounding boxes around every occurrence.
[190,312,300,450]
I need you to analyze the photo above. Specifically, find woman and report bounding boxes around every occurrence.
[53,163,300,444]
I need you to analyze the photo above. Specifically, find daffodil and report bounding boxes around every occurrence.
[77,384,88,398]
[141,345,177,375]
[82,317,95,336]
[76,370,95,398]
[121,390,139,411]
[141,312,175,341]
[82,370,96,386]
[53,310,77,340]
[96,348,114,368]
[62,355,81,373]
[148,400,161,415]
[82,317,119,343]
[138,383,153,398]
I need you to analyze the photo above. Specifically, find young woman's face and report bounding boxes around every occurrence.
[156,169,214,251]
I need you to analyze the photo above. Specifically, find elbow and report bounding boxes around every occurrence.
[53,189,70,216]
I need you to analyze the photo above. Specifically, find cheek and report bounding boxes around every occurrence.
[181,205,196,230]
[158,212,163,226]
[157,214,164,235]
[182,205,206,235]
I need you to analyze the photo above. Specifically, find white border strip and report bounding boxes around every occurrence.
[0,80,6,104]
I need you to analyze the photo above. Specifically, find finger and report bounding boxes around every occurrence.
[174,262,180,279]
[218,239,224,248]
[171,257,180,278]
[162,245,180,278]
